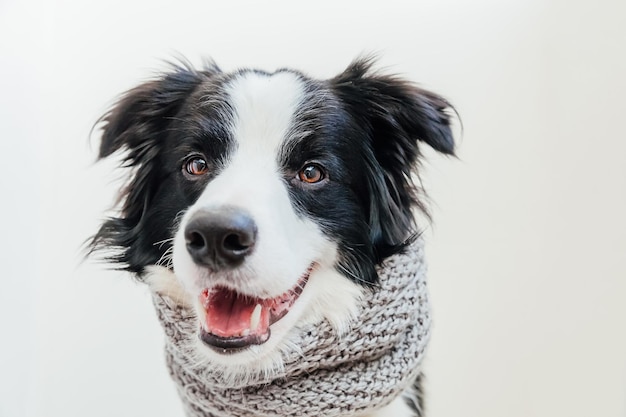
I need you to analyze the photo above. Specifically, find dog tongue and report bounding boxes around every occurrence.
[202,288,270,338]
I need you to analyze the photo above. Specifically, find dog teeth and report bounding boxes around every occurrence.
[250,304,262,331]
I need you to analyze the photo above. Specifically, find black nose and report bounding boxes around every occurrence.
[184,207,257,269]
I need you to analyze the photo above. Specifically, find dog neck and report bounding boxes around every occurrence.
[152,239,431,417]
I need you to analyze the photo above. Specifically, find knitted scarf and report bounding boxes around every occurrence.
[152,239,431,417]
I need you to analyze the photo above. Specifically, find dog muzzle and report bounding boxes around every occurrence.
[152,239,431,417]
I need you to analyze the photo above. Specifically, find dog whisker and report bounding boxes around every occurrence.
[153,237,175,249]
[90,56,453,417]
[156,246,174,269]
[336,262,380,288]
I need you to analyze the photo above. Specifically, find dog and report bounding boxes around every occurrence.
[90,56,455,417]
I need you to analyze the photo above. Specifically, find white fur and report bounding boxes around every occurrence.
[142,71,417,417]
[168,71,365,375]
[147,265,415,417]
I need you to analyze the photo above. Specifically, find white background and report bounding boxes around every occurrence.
[1,0,625,416]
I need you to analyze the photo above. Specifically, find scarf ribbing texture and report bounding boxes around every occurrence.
[152,239,431,417]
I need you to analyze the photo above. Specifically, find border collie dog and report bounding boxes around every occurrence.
[91,57,455,417]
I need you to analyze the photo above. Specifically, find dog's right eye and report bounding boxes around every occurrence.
[184,156,209,177]
[298,164,325,184]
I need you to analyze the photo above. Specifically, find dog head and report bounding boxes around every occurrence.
[90,57,454,370]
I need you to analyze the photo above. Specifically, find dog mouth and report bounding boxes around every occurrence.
[198,265,313,352]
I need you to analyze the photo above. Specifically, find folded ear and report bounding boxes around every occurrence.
[98,62,215,160]
[331,57,456,259]
[331,57,455,156]
[90,62,216,272]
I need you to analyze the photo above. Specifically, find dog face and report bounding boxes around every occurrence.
[91,58,454,369]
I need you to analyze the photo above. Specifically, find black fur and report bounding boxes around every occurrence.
[281,58,455,285]
[89,57,455,287]
[90,62,220,272]
[89,57,455,417]
[331,58,454,255]
[406,372,426,416]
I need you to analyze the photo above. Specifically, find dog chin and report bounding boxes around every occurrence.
[144,264,365,374]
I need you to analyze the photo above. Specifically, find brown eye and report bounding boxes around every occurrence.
[185,157,209,176]
[298,164,325,184]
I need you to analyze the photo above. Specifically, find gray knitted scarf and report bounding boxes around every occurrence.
[152,239,431,417]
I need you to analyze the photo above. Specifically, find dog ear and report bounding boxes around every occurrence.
[98,62,213,159]
[90,63,214,272]
[331,57,456,260]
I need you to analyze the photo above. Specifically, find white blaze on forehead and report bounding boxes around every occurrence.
[168,71,364,369]
[192,70,306,217]
[225,71,304,157]
[173,70,327,298]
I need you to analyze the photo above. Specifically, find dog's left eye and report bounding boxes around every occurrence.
[184,156,209,176]
[298,164,325,184]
